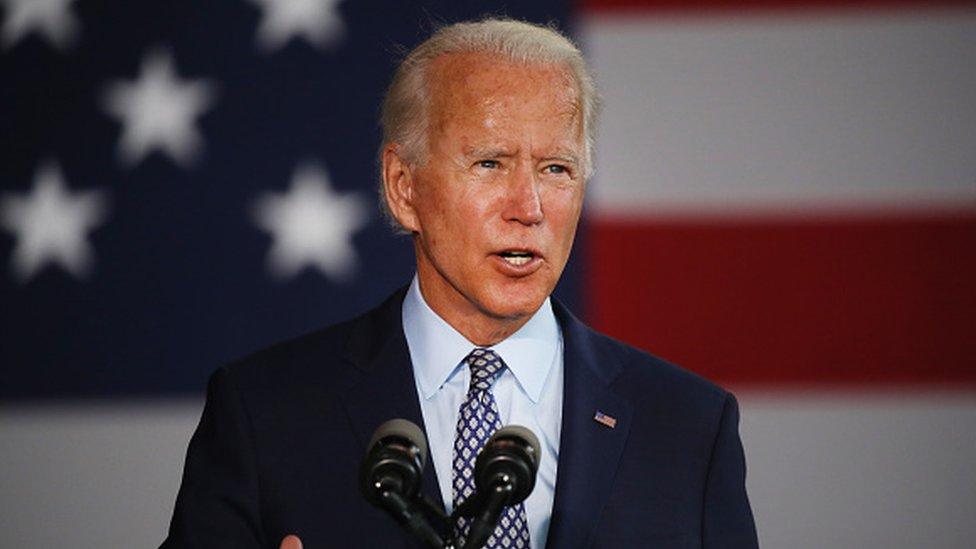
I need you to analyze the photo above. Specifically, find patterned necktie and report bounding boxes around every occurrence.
[452,348,531,549]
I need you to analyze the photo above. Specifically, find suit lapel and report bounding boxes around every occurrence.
[337,289,445,514]
[546,303,633,549]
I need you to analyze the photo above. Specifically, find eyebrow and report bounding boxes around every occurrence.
[463,146,514,159]
[463,147,580,165]
[541,153,580,166]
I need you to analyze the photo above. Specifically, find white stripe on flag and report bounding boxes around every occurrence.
[739,390,976,548]
[0,400,201,548]
[582,10,976,216]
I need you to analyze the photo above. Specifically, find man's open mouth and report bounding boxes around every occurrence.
[498,250,535,266]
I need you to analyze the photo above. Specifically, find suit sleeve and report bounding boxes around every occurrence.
[160,367,266,548]
[702,393,759,548]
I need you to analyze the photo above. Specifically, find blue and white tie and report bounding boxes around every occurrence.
[453,348,531,548]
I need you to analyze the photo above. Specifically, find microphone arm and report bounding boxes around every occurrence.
[461,482,515,549]
[375,483,446,549]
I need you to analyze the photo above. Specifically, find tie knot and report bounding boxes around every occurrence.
[464,348,505,392]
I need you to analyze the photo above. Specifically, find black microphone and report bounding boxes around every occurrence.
[461,425,541,549]
[360,419,445,548]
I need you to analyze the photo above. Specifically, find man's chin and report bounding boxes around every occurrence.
[477,287,549,321]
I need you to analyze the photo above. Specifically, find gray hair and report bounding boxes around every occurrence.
[379,18,600,231]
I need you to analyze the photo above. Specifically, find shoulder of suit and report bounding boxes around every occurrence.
[216,289,404,395]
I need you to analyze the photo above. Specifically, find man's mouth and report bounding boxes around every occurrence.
[498,250,536,267]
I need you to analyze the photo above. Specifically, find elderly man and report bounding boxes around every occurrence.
[163,18,758,549]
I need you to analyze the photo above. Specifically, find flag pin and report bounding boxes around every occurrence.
[593,410,617,429]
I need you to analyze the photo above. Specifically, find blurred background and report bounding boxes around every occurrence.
[1,0,974,547]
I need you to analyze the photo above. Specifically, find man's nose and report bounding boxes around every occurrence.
[501,164,543,225]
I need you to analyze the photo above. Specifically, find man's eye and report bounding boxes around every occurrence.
[544,164,568,175]
[477,160,500,169]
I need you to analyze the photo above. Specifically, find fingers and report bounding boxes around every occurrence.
[279,534,303,549]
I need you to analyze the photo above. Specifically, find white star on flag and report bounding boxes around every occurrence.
[102,49,217,168]
[1,0,78,50]
[0,161,108,282]
[252,162,369,281]
[249,0,345,52]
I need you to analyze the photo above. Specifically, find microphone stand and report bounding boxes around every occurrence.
[446,471,522,549]
[458,483,514,549]
[375,478,448,548]
[418,495,458,548]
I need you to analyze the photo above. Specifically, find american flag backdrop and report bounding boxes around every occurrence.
[1,1,974,547]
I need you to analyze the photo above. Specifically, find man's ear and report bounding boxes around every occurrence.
[381,144,421,233]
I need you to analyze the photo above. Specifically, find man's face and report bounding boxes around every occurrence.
[395,52,586,338]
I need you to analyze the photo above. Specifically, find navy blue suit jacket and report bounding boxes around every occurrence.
[162,289,758,548]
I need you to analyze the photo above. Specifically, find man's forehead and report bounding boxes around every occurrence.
[427,52,582,134]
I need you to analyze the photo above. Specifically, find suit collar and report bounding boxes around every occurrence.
[338,287,446,516]
[545,301,633,549]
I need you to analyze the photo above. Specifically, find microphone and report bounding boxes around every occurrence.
[460,425,541,549]
[360,419,444,548]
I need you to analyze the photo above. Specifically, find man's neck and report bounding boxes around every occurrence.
[416,277,532,347]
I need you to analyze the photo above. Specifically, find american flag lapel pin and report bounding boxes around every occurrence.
[593,410,617,429]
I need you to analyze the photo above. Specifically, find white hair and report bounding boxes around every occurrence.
[379,18,600,231]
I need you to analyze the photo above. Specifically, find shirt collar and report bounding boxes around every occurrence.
[402,275,560,404]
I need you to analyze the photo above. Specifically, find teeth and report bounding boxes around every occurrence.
[502,255,532,266]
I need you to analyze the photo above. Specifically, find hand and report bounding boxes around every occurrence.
[279,534,303,549]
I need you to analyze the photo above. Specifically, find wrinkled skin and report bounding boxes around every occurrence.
[383,52,586,345]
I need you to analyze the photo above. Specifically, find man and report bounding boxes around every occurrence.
[163,18,758,548]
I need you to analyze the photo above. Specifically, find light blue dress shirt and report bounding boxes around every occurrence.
[402,276,564,549]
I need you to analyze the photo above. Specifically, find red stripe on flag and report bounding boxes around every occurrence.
[585,211,976,387]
